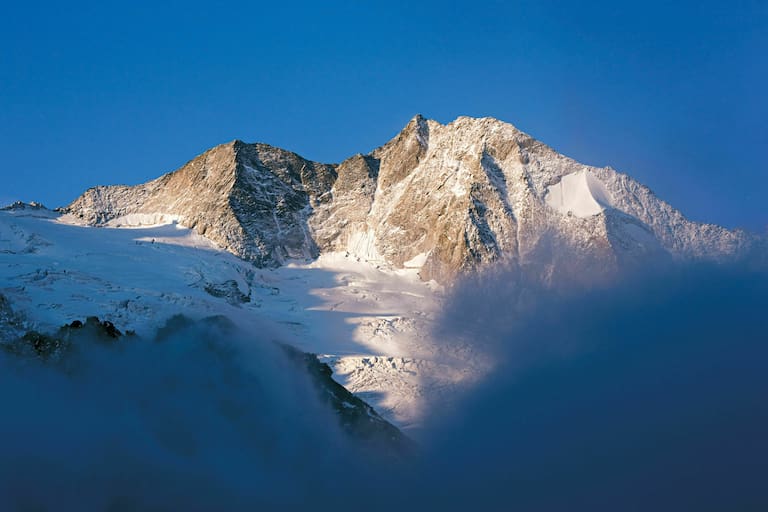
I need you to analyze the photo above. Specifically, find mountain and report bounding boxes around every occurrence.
[2,116,765,508]
[64,115,756,284]
[2,116,764,431]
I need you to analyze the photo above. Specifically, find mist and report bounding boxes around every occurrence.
[0,264,766,510]
[0,316,372,510]
[409,263,768,510]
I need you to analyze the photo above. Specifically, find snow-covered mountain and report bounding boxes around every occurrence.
[64,115,757,284]
[2,116,763,431]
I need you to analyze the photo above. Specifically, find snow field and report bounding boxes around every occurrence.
[0,210,486,431]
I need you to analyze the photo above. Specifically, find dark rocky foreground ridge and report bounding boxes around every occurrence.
[63,115,761,284]
[0,305,412,454]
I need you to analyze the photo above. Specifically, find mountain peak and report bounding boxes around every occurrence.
[400,113,431,141]
[410,113,427,123]
[63,115,758,283]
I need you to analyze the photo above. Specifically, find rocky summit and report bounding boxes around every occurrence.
[64,115,757,283]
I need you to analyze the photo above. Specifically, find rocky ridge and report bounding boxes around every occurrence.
[63,115,758,283]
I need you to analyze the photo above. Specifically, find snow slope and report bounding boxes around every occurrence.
[0,207,480,431]
[545,170,613,217]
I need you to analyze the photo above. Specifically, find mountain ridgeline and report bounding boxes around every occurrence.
[64,116,757,283]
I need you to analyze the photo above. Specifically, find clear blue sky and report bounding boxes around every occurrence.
[1,0,766,231]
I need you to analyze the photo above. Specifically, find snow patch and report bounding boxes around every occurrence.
[451,181,467,198]
[105,213,185,228]
[404,252,429,268]
[545,169,613,218]
[345,229,382,262]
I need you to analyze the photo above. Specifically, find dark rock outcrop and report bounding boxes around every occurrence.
[281,343,413,454]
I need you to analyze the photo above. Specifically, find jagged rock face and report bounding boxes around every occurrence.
[65,142,241,253]
[64,115,756,282]
[314,116,753,283]
[65,142,336,267]
[231,142,336,264]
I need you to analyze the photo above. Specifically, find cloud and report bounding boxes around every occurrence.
[1,264,766,510]
[0,316,370,510]
[407,264,768,510]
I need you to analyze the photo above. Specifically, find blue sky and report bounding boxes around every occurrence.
[1,0,766,231]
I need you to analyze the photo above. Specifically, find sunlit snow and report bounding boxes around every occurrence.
[0,209,483,431]
[545,169,614,218]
